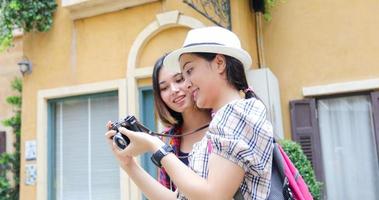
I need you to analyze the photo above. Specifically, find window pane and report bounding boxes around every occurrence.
[56,99,89,200]
[90,95,120,200]
[54,93,120,200]
[318,95,379,200]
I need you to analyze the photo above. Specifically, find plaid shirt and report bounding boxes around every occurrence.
[158,126,182,191]
[177,98,274,200]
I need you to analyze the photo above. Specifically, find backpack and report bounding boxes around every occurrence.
[268,141,313,200]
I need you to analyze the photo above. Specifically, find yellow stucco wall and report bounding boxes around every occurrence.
[20,0,258,199]
[139,26,189,67]
[263,0,379,138]
[0,36,23,153]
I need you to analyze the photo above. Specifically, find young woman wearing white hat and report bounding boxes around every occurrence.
[105,26,274,200]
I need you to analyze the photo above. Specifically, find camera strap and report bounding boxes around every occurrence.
[151,123,209,138]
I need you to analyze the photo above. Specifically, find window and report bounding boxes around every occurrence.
[290,91,379,199]
[318,95,379,199]
[48,92,120,200]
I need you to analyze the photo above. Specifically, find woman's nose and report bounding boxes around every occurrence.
[170,83,180,92]
[184,78,192,89]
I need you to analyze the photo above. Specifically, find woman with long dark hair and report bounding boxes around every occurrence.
[105,54,211,194]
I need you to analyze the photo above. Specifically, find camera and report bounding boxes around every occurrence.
[110,115,152,150]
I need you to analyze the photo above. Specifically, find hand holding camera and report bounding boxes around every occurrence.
[109,115,153,150]
[108,115,209,151]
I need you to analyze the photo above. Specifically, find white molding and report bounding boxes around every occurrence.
[37,79,125,99]
[134,67,153,79]
[62,0,88,7]
[156,10,180,26]
[126,10,205,79]
[62,0,158,20]
[126,10,205,117]
[36,79,127,200]
[303,78,379,97]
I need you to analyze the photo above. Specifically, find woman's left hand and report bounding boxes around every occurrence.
[117,127,165,157]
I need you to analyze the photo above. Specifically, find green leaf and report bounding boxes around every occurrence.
[5,96,21,107]
[9,1,21,11]
[0,77,22,198]
[263,0,287,22]
[0,0,57,51]
[11,77,22,93]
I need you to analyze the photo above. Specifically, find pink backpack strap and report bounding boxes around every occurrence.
[163,127,171,133]
[278,145,313,200]
[207,139,213,154]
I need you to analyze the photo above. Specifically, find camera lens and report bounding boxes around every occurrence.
[113,132,130,150]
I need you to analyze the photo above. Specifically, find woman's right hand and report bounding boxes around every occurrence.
[105,121,134,168]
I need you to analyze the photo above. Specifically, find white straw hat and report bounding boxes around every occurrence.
[164,26,252,73]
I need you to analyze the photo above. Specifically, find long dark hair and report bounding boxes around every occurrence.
[152,54,183,127]
[192,53,258,99]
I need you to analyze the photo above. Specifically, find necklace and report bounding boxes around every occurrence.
[177,154,189,159]
[177,151,190,159]
[151,123,209,138]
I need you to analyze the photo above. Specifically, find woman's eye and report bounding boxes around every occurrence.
[160,86,168,91]
[186,68,193,76]
[176,77,184,83]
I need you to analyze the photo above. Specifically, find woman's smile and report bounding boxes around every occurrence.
[173,95,186,104]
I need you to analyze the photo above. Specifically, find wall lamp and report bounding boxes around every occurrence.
[18,58,32,75]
